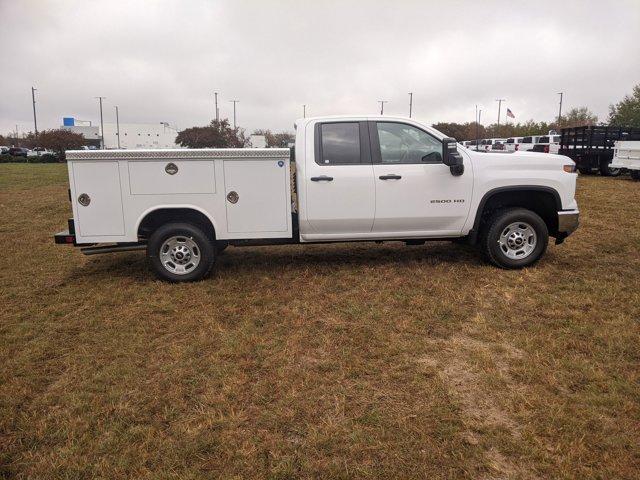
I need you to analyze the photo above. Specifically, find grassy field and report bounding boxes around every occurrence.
[1,163,638,479]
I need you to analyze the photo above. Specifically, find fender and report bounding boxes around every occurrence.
[469,185,562,243]
[135,204,220,238]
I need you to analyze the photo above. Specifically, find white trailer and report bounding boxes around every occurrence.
[611,141,640,180]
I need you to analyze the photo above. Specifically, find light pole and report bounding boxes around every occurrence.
[214,92,219,122]
[408,92,413,118]
[495,98,505,127]
[95,96,106,149]
[115,106,121,148]
[31,87,38,137]
[229,100,239,129]
[378,100,388,115]
[303,104,306,118]
[557,92,563,125]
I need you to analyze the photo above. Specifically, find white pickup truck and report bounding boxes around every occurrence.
[611,140,640,180]
[54,116,580,282]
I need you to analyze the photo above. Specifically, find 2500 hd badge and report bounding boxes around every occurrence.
[430,199,465,203]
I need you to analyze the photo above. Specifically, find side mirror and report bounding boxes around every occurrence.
[442,137,464,176]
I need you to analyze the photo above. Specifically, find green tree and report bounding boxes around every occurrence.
[555,107,598,129]
[608,84,640,127]
[176,119,248,148]
[252,129,295,147]
[37,129,85,158]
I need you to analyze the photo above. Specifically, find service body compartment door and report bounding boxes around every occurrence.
[72,161,125,236]
[223,159,291,235]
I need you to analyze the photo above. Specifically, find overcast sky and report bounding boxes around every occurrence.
[1,0,639,135]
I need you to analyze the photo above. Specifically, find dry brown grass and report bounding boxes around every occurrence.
[1,164,639,479]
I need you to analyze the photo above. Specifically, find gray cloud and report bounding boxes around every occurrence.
[1,0,639,135]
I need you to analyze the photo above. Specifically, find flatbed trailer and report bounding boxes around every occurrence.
[558,125,640,176]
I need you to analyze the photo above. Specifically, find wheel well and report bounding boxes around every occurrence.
[137,208,215,241]
[474,189,560,239]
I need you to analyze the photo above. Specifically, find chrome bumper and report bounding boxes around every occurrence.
[557,210,579,236]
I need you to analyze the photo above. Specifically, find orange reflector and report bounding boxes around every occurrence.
[563,164,576,173]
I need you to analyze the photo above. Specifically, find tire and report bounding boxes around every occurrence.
[147,222,215,282]
[599,159,622,177]
[631,170,640,181]
[578,167,595,175]
[480,208,549,269]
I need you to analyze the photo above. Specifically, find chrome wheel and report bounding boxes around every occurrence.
[159,236,201,275]
[497,222,537,260]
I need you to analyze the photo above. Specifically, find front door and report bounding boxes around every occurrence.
[304,121,375,234]
[370,121,472,236]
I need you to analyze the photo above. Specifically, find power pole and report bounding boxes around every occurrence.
[408,92,413,118]
[303,104,306,118]
[31,87,38,137]
[557,92,563,125]
[214,92,219,122]
[230,100,239,129]
[115,106,121,148]
[495,98,505,127]
[95,96,106,149]
[378,100,388,115]
[475,105,479,148]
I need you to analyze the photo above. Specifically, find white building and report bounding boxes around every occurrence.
[62,117,179,149]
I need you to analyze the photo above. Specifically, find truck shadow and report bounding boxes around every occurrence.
[69,241,483,282]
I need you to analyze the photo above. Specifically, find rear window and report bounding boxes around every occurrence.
[522,137,532,143]
[553,136,560,142]
[538,136,550,143]
[506,138,515,143]
[319,122,361,165]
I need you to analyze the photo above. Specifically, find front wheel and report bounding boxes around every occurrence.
[480,208,549,269]
[147,222,215,282]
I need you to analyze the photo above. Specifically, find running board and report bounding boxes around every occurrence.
[81,244,146,255]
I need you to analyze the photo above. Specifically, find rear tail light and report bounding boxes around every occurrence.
[544,145,549,153]
[515,144,519,151]
[563,164,576,173]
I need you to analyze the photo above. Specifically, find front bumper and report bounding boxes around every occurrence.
[555,210,579,244]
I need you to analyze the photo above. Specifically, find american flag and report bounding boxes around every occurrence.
[506,108,515,119]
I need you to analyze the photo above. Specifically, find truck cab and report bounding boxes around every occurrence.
[55,116,580,282]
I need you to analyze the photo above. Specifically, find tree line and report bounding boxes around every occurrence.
[3,84,638,154]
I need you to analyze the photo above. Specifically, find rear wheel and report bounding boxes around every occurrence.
[147,222,215,282]
[599,159,622,177]
[480,208,548,269]
[630,170,640,181]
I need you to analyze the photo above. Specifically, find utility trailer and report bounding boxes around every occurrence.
[558,125,640,176]
[611,141,640,180]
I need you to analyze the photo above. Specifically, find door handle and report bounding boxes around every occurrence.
[379,174,402,180]
[310,176,334,182]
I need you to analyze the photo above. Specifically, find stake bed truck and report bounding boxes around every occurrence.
[54,116,580,282]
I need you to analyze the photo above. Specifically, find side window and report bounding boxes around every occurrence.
[318,122,360,165]
[375,122,442,164]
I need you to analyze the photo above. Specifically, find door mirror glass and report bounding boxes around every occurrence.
[421,151,442,163]
[442,137,464,176]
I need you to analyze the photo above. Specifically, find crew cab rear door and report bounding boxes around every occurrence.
[304,121,375,234]
[370,121,472,236]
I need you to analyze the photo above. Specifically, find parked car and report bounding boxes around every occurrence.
[489,138,508,151]
[610,140,640,180]
[505,137,523,152]
[8,147,29,157]
[27,147,56,157]
[532,134,561,153]
[55,115,579,281]
[0,146,9,155]
[518,136,541,152]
